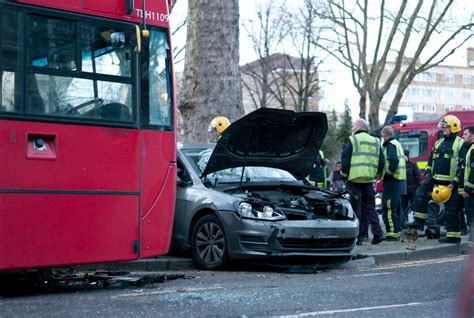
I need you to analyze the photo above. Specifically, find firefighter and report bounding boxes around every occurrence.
[407,115,464,244]
[457,126,474,235]
[208,116,231,142]
[341,118,385,245]
[308,150,329,188]
[198,116,231,171]
[381,126,407,241]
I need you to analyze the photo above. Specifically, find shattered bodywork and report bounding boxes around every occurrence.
[172,109,359,269]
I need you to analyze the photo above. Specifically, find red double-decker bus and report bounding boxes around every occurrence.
[0,0,176,270]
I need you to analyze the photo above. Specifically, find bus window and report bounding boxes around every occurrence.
[26,74,132,120]
[398,131,428,158]
[28,14,76,70]
[1,10,22,113]
[141,28,173,131]
[81,25,131,77]
[23,14,134,122]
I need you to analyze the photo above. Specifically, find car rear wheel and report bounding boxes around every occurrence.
[191,214,228,270]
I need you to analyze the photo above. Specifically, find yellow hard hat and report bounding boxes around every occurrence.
[208,116,230,133]
[438,115,461,133]
[431,185,452,204]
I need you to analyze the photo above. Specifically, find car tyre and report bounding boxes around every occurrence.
[191,214,228,270]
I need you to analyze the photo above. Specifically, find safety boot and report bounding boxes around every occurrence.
[425,225,440,239]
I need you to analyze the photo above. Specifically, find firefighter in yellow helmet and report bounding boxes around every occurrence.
[407,114,464,243]
[208,116,231,142]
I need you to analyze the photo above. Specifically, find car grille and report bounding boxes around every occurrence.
[278,238,354,249]
[239,235,266,243]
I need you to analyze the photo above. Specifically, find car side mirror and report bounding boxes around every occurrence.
[177,167,190,187]
[177,176,191,187]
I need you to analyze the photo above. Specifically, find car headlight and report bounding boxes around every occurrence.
[344,201,355,220]
[235,202,286,221]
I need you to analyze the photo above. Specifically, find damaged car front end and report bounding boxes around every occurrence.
[172,109,359,270]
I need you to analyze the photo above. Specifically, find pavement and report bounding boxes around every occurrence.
[75,234,470,272]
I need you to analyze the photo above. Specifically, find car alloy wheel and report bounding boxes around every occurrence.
[191,214,228,270]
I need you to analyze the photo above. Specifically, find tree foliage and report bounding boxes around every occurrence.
[321,109,340,165]
[241,0,324,112]
[337,101,353,147]
[319,0,474,128]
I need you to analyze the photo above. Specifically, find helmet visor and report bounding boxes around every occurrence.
[438,120,449,129]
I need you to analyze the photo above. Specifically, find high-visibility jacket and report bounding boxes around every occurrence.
[383,138,406,180]
[429,135,463,183]
[347,132,381,183]
[465,144,474,193]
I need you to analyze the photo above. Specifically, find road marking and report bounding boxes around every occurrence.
[276,302,423,317]
[112,286,224,298]
[360,255,467,271]
[352,272,394,277]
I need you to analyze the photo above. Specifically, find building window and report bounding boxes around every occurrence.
[463,75,472,85]
[445,74,454,83]
[445,90,454,99]
[463,105,472,111]
[464,91,471,100]
[415,72,436,83]
[426,72,436,82]
[422,88,434,97]
[407,87,419,96]
[445,105,454,112]
[429,104,436,112]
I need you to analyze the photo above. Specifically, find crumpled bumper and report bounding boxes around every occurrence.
[219,212,359,260]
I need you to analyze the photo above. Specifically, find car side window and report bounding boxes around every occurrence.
[177,161,191,185]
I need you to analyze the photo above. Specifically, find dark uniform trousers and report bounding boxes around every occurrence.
[461,195,472,231]
[382,178,403,237]
[345,181,384,240]
[412,180,460,236]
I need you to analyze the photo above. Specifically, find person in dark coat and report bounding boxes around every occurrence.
[401,149,421,226]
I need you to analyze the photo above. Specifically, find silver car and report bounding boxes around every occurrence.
[172,108,359,270]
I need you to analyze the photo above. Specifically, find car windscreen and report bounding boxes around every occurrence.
[181,147,297,183]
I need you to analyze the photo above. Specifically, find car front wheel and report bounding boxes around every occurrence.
[191,214,228,270]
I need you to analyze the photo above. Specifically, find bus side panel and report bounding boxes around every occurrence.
[139,131,176,257]
[0,120,140,269]
[141,162,176,258]
[0,121,139,191]
[0,194,139,270]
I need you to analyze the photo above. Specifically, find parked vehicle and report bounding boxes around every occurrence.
[172,109,359,270]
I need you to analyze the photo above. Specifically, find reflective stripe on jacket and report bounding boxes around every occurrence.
[432,136,463,183]
[383,139,407,180]
[348,132,380,183]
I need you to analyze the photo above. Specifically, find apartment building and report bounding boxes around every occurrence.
[380,48,474,121]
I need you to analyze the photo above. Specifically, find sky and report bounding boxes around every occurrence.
[170,0,474,118]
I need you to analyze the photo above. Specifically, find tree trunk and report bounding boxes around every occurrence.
[358,95,366,119]
[178,0,244,143]
[368,96,381,129]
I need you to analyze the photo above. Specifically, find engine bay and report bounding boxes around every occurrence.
[226,185,354,221]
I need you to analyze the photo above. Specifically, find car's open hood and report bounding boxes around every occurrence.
[201,108,328,179]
